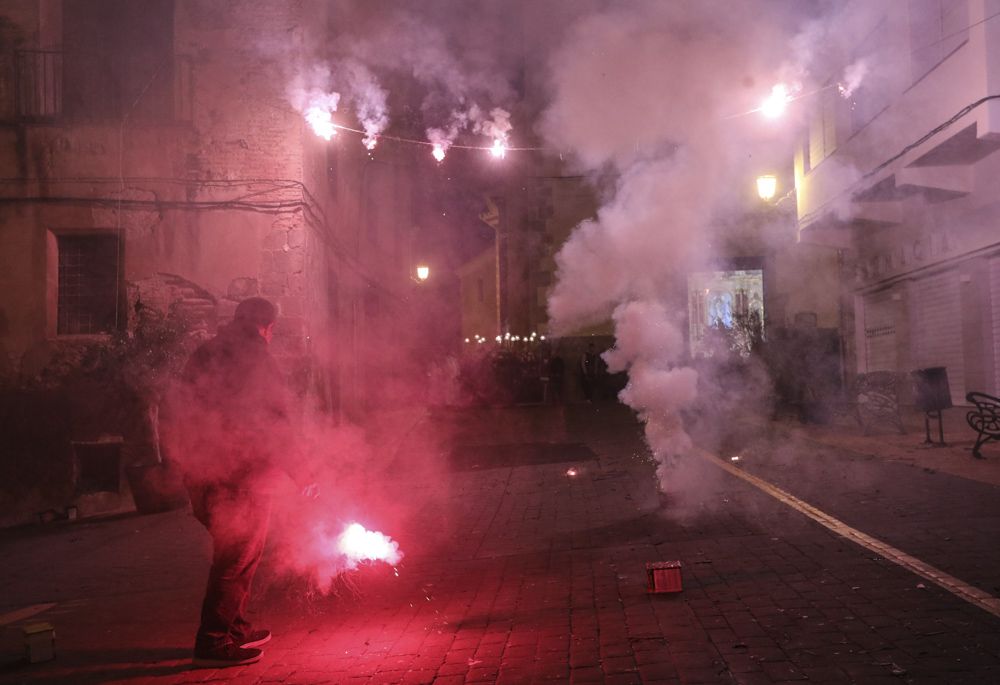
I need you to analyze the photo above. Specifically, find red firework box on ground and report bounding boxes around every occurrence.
[646,561,683,593]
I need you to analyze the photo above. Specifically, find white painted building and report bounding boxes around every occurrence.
[795,0,1000,403]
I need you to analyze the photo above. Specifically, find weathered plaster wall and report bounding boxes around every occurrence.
[0,0,325,370]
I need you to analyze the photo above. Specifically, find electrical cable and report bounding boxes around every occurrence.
[0,174,374,277]
[910,7,1000,56]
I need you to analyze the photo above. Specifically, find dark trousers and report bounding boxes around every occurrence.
[187,482,271,651]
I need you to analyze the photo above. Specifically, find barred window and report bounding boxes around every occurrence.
[57,234,120,335]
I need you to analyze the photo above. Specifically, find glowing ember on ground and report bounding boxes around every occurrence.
[566,468,578,476]
[490,139,507,159]
[730,455,741,462]
[760,84,791,118]
[305,106,337,140]
[337,522,402,566]
[432,144,446,162]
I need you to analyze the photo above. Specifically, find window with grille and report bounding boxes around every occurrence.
[57,234,121,335]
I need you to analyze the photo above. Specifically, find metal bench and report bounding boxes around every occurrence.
[966,392,1000,459]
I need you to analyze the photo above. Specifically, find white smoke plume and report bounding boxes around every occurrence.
[285,59,390,146]
[473,107,513,145]
[838,58,869,99]
[426,106,473,158]
[426,104,513,158]
[603,301,687,373]
[338,60,389,149]
[330,6,518,154]
[287,64,341,140]
[541,1,808,489]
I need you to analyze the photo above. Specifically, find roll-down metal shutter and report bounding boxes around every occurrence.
[910,270,965,405]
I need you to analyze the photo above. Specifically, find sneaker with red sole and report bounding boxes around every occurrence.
[238,629,272,649]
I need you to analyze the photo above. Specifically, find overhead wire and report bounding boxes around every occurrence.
[0,173,388,291]
[328,122,546,153]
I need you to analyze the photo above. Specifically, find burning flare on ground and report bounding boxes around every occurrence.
[432,143,446,162]
[337,522,403,567]
[490,139,507,159]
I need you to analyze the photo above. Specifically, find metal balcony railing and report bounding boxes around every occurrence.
[13,50,192,123]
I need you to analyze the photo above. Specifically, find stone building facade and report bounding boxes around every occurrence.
[0,0,432,520]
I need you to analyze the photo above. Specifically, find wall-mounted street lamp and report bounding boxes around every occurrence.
[415,265,430,282]
[756,175,777,201]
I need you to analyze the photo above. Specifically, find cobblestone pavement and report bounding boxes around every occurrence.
[1,404,999,684]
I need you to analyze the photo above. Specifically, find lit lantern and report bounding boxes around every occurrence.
[756,175,777,201]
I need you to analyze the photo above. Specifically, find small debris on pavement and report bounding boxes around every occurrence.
[23,622,55,663]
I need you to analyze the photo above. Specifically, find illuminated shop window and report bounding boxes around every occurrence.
[687,269,764,357]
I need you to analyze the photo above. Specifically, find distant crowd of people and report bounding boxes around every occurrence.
[429,339,620,406]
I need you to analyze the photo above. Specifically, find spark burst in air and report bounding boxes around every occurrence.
[760,84,791,118]
[337,522,403,567]
[305,106,337,140]
[490,139,507,159]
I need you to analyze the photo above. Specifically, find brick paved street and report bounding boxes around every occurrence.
[2,404,1000,684]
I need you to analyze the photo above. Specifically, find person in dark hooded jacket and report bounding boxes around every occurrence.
[169,297,311,667]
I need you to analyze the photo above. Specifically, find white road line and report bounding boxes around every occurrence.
[0,602,57,627]
[699,449,1000,619]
